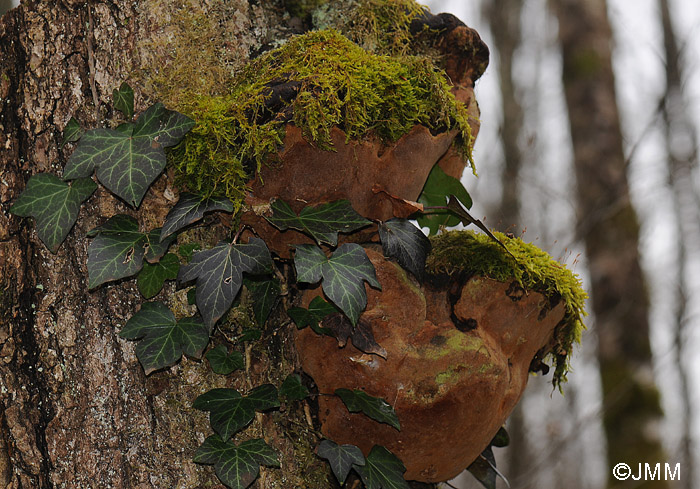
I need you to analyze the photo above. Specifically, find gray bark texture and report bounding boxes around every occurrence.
[551,0,669,488]
[0,2,327,488]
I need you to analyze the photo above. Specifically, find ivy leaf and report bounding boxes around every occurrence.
[294,243,380,325]
[194,435,279,489]
[416,164,473,235]
[335,389,400,430]
[378,219,431,280]
[86,215,171,289]
[63,103,194,207]
[136,252,180,298]
[287,296,337,335]
[279,374,309,401]
[113,81,134,120]
[351,317,388,358]
[317,440,365,485]
[205,344,244,375]
[243,277,280,326]
[239,328,262,342]
[353,445,409,489]
[445,195,515,258]
[178,242,201,262]
[467,427,510,489]
[266,199,370,246]
[10,174,96,252]
[119,301,209,375]
[61,117,83,147]
[177,238,273,329]
[160,193,234,242]
[193,384,280,441]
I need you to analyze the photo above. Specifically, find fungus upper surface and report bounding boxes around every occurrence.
[168,28,474,206]
[427,230,587,387]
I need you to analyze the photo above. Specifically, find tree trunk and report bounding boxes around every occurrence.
[659,1,699,488]
[0,2,329,488]
[550,1,668,488]
[1,1,497,488]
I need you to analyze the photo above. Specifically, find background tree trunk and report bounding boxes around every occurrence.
[0,2,330,488]
[551,0,669,487]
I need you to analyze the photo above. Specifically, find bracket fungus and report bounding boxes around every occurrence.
[295,234,585,482]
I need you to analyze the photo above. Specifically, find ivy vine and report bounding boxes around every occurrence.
[10,84,510,489]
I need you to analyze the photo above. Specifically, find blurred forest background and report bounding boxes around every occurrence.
[423,1,700,488]
[1,0,697,488]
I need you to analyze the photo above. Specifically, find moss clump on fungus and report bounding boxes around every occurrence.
[426,230,587,389]
[313,0,429,56]
[169,28,474,205]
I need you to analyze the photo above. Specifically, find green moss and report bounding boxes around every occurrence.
[168,28,473,203]
[314,0,428,56]
[426,230,588,389]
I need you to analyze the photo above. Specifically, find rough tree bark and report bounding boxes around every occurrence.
[550,1,669,488]
[0,2,326,488]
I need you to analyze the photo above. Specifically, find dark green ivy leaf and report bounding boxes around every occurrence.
[178,242,201,262]
[294,243,380,325]
[205,344,244,375]
[63,103,194,207]
[160,193,234,242]
[353,445,409,489]
[119,301,209,375]
[112,82,134,120]
[86,215,173,289]
[317,440,365,485]
[266,199,370,246]
[61,117,83,147]
[416,163,473,235]
[177,238,273,330]
[279,374,309,401]
[378,219,431,280]
[193,384,279,441]
[10,174,96,252]
[194,435,279,489]
[136,252,180,299]
[239,328,262,342]
[286,296,337,335]
[466,427,510,489]
[335,388,400,430]
[243,277,281,326]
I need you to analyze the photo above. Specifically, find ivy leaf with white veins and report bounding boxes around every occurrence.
[416,163,473,235]
[335,389,400,430]
[194,435,279,489]
[266,199,370,246]
[317,440,365,485]
[378,219,431,280]
[119,301,209,375]
[160,193,234,242]
[193,384,280,441]
[112,81,134,120]
[279,374,309,401]
[136,253,180,299]
[86,215,173,289]
[205,344,244,375]
[61,117,83,147]
[353,445,409,489]
[177,238,273,330]
[63,102,194,207]
[10,174,96,253]
[243,277,280,326]
[286,296,336,335]
[294,243,380,325]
